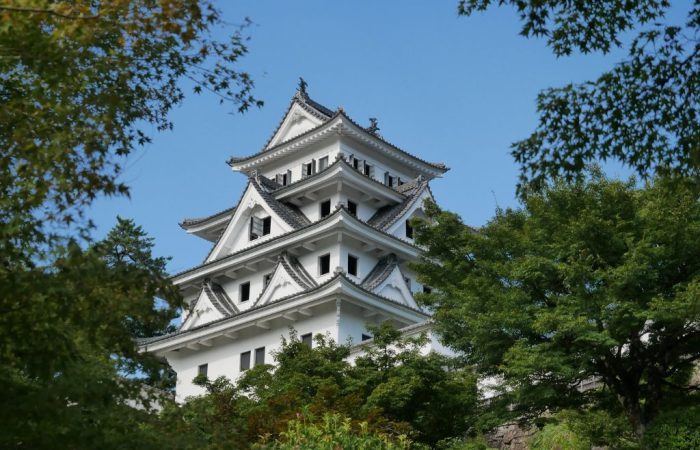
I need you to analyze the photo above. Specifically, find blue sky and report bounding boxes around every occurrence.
[88,1,691,274]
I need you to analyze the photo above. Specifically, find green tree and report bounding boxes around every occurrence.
[0,0,261,263]
[457,1,700,190]
[255,413,417,450]
[0,2,259,446]
[181,326,478,448]
[413,173,700,443]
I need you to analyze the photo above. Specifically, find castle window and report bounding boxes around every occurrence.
[319,253,331,275]
[347,200,357,217]
[240,351,251,371]
[348,254,358,276]
[302,159,316,178]
[320,199,331,218]
[318,156,329,171]
[198,363,208,377]
[423,285,432,294]
[276,170,292,186]
[384,172,395,187]
[301,333,312,347]
[363,163,372,177]
[250,216,271,240]
[240,282,250,302]
[255,347,265,366]
[405,219,413,239]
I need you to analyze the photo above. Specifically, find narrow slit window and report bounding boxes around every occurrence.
[254,347,265,366]
[301,333,312,347]
[320,200,331,218]
[319,253,331,275]
[240,282,250,302]
[348,254,358,276]
[405,219,413,239]
[363,163,372,177]
[263,273,273,287]
[347,200,357,217]
[198,363,208,377]
[240,351,251,371]
[262,217,271,235]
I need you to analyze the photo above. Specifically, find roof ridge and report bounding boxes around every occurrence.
[249,176,311,229]
[367,179,430,230]
[180,205,237,229]
[361,253,399,291]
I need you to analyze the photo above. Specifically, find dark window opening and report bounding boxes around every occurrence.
[301,333,312,347]
[240,282,250,302]
[319,253,331,275]
[320,200,331,218]
[405,220,413,239]
[303,160,316,177]
[276,170,293,186]
[240,351,251,371]
[423,285,432,294]
[384,172,395,187]
[364,163,372,176]
[353,158,360,170]
[348,254,358,276]
[255,347,265,366]
[263,273,273,287]
[347,200,357,216]
[318,156,329,171]
[404,276,412,289]
[250,216,271,240]
[198,363,208,377]
[362,334,372,342]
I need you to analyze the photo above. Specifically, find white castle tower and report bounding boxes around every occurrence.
[140,80,450,401]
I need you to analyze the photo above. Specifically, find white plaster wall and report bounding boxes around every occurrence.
[337,302,378,346]
[228,204,288,254]
[299,192,341,222]
[297,241,340,284]
[338,241,379,284]
[260,140,340,183]
[220,271,267,312]
[339,140,415,185]
[168,303,339,401]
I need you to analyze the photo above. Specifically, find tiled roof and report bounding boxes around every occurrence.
[269,156,407,199]
[203,279,239,316]
[361,253,399,291]
[179,205,236,229]
[278,251,317,290]
[227,106,448,173]
[368,179,430,230]
[250,175,311,229]
[172,206,422,283]
[138,272,429,347]
[260,89,333,151]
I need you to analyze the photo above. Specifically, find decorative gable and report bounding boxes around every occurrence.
[254,252,317,307]
[361,254,419,309]
[266,102,326,149]
[206,180,310,262]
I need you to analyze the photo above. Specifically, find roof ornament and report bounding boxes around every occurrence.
[367,117,380,135]
[297,77,308,97]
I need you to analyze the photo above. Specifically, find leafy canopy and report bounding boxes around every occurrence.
[413,172,700,440]
[458,1,700,191]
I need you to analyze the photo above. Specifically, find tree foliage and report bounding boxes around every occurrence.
[0,0,261,263]
[413,172,700,441]
[169,325,478,448]
[458,1,700,191]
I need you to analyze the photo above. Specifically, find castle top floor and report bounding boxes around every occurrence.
[226,80,448,187]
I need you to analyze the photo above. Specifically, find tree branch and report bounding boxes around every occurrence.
[0,5,99,20]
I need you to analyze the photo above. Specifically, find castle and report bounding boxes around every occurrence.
[140,81,450,401]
